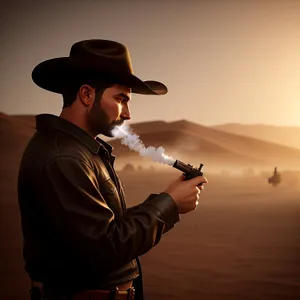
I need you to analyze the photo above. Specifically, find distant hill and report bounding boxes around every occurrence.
[2,114,300,173]
[0,113,36,174]
[212,123,300,150]
[109,129,265,171]
[109,119,300,171]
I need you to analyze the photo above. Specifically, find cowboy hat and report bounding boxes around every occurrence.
[32,39,168,95]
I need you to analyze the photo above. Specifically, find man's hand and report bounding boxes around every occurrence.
[163,175,208,214]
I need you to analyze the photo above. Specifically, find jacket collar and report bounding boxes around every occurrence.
[35,114,114,155]
[95,136,114,154]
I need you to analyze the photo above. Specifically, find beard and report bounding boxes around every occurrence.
[88,92,123,137]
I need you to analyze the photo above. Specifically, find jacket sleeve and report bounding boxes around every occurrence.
[126,194,180,234]
[40,156,180,271]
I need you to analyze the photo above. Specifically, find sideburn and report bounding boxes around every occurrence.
[88,87,111,137]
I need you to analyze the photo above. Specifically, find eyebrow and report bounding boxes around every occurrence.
[116,93,130,101]
[115,93,131,101]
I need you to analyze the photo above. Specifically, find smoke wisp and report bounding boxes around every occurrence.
[111,124,175,166]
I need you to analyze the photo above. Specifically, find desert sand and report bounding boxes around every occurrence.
[122,170,300,300]
[1,113,300,299]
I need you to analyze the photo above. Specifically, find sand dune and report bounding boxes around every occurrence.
[0,113,36,174]
[212,123,300,151]
[109,129,265,172]
[8,114,300,169]
[168,120,300,168]
[109,119,300,171]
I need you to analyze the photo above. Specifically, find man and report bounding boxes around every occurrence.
[18,39,208,300]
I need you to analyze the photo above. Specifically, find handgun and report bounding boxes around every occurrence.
[172,160,204,186]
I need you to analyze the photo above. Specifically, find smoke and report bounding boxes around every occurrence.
[111,124,175,166]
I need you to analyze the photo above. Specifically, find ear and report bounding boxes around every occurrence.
[78,85,95,107]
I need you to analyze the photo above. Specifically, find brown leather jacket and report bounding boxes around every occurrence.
[17,114,180,295]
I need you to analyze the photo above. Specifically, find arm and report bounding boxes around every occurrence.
[40,156,180,271]
[126,194,180,234]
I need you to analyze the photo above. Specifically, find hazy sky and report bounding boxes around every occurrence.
[0,0,299,126]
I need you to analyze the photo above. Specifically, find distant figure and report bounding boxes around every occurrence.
[268,166,281,187]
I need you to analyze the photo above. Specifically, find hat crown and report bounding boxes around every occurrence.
[69,39,133,74]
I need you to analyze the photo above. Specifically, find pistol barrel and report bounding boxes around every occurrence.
[172,160,204,177]
[172,160,191,173]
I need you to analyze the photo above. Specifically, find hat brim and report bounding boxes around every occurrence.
[32,57,168,95]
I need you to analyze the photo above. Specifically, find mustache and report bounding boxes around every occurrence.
[112,119,125,127]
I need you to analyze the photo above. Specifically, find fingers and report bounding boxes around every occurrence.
[198,184,205,190]
[195,187,200,200]
[195,192,200,208]
[195,185,203,208]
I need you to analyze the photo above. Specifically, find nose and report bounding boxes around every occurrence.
[121,104,131,120]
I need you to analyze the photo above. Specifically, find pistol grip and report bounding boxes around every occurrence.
[183,173,203,186]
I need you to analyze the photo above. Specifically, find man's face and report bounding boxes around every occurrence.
[88,84,131,137]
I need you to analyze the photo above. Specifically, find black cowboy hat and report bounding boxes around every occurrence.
[32,39,168,95]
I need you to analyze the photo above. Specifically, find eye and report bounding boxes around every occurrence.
[114,96,124,103]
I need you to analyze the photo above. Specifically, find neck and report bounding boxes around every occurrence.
[60,107,96,138]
